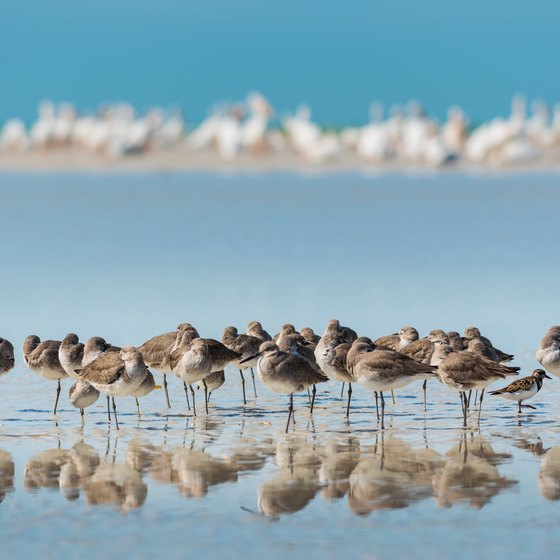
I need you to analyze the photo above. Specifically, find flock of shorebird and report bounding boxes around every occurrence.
[1,321,559,432]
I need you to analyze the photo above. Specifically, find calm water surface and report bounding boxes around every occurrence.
[1,171,560,559]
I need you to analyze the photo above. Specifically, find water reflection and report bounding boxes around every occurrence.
[538,447,560,500]
[348,436,444,514]
[433,435,517,509]
[18,430,524,516]
[0,450,15,503]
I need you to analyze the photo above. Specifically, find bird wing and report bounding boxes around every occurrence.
[139,332,175,367]
[78,352,124,385]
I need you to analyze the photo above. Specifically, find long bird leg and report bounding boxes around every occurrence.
[163,374,171,408]
[518,400,522,414]
[54,379,62,415]
[391,389,395,405]
[136,398,141,418]
[112,398,119,430]
[461,392,468,428]
[380,392,386,430]
[477,389,485,425]
[422,380,427,413]
[239,370,247,405]
[183,382,191,410]
[310,384,317,414]
[203,379,209,414]
[340,382,345,398]
[107,396,112,422]
[207,391,212,403]
[307,388,312,407]
[250,368,258,398]
[467,390,472,410]
[374,392,379,420]
[80,408,85,427]
[345,383,352,418]
[285,393,294,433]
[473,390,479,406]
[190,385,196,417]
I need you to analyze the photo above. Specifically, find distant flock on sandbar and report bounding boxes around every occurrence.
[1,322,559,432]
[1,93,560,166]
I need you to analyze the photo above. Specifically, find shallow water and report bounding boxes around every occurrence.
[1,171,560,559]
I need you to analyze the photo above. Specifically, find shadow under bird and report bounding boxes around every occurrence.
[490,369,551,413]
[75,346,148,429]
[22,335,68,414]
[240,341,328,433]
[0,338,15,376]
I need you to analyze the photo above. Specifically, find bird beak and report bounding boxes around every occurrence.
[239,352,260,365]
[544,373,552,379]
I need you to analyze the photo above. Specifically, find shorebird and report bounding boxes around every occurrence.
[536,325,560,377]
[462,327,514,363]
[170,333,212,415]
[374,326,419,351]
[447,331,466,351]
[246,321,272,342]
[490,369,551,413]
[139,330,176,408]
[82,336,120,366]
[346,340,438,428]
[400,330,451,411]
[315,320,355,414]
[196,370,225,402]
[69,380,100,424]
[0,338,15,376]
[130,370,156,416]
[58,333,84,379]
[300,327,320,347]
[221,326,261,401]
[76,346,148,429]
[437,352,520,426]
[241,341,328,432]
[177,324,240,405]
[22,335,68,414]
[277,330,323,413]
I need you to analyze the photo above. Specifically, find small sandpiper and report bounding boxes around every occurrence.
[490,369,551,413]
[139,330,176,408]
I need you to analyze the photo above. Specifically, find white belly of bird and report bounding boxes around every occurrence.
[538,349,560,377]
[92,377,131,398]
[498,387,538,402]
[36,366,67,381]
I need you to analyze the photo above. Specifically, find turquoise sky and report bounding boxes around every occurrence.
[1,0,559,125]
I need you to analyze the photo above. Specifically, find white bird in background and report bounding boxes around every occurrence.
[357,102,392,161]
[2,93,560,167]
[240,92,274,154]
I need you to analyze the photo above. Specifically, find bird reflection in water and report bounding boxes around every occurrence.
[348,435,444,514]
[0,450,15,504]
[253,434,326,518]
[538,446,560,500]
[432,435,517,509]
[24,440,146,511]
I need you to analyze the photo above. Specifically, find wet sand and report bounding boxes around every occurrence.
[2,144,560,173]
